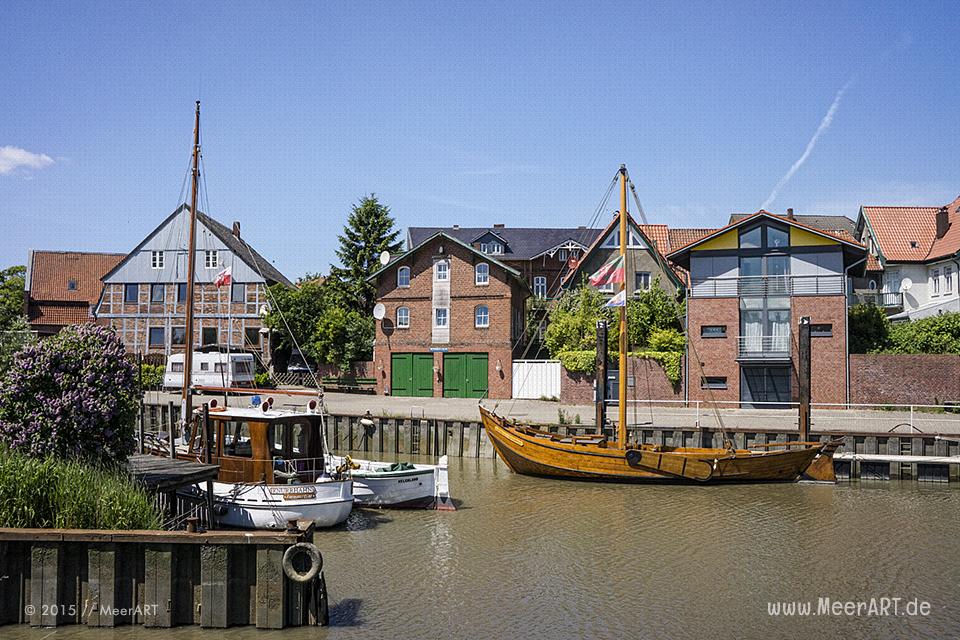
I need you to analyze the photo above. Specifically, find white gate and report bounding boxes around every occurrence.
[512,360,561,399]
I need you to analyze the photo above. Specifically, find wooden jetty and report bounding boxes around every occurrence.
[126,454,220,528]
[0,524,328,629]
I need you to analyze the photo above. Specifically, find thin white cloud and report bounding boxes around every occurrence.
[761,79,852,210]
[0,145,55,175]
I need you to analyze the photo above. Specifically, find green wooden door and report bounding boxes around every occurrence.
[392,353,433,397]
[443,353,488,398]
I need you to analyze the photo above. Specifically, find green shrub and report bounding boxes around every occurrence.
[647,327,686,353]
[254,372,275,388]
[0,447,160,529]
[137,363,165,390]
[849,303,890,353]
[557,350,597,373]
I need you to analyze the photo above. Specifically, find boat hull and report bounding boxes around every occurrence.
[480,407,829,484]
[329,455,455,510]
[187,479,354,530]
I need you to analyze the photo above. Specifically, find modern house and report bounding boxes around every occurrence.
[24,250,125,337]
[667,211,866,407]
[93,204,292,358]
[854,196,960,320]
[368,231,530,399]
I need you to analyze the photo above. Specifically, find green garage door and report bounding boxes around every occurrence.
[391,353,434,397]
[443,353,488,398]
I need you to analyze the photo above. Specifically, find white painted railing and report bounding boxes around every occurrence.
[737,334,791,359]
[690,274,845,297]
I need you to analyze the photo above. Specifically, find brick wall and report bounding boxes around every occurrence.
[372,236,524,399]
[850,354,960,405]
[686,296,740,402]
[791,296,847,405]
[559,357,684,404]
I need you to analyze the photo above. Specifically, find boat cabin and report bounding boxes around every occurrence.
[183,405,328,485]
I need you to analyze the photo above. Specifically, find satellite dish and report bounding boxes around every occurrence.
[373,303,386,320]
[259,304,270,318]
[379,251,391,266]
[900,278,913,292]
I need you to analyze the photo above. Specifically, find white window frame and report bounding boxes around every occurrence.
[475,305,489,328]
[396,306,410,328]
[635,271,651,292]
[931,268,941,296]
[945,267,954,294]
[151,250,164,269]
[204,250,219,269]
[533,276,547,298]
[598,282,614,293]
[434,307,448,328]
[490,241,503,254]
[397,266,410,288]
[435,260,449,282]
[475,263,489,286]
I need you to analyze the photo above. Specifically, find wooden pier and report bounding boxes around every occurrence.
[0,525,328,629]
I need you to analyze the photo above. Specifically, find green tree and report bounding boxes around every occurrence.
[310,306,374,371]
[626,277,684,347]
[332,194,402,313]
[885,312,960,354]
[263,277,329,353]
[0,266,26,330]
[543,286,614,355]
[848,303,890,353]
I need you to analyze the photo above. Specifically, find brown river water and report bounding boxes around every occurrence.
[8,456,960,639]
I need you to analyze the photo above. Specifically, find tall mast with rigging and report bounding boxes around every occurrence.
[181,101,201,426]
[617,164,628,448]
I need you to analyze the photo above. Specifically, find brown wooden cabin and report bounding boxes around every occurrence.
[182,407,327,485]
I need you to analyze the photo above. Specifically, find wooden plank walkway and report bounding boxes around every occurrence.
[126,454,219,492]
[835,452,960,464]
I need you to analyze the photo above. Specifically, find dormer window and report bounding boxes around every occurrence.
[481,241,503,255]
[739,224,789,249]
[909,241,918,249]
[151,251,164,269]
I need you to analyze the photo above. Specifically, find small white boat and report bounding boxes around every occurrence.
[328,454,455,511]
[175,403,355,529]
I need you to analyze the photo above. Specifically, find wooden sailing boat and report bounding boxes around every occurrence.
[480,165,841,483]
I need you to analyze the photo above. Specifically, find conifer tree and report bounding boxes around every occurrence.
[332,194,402,313]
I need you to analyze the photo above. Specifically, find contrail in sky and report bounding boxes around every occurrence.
[761,79,853,210]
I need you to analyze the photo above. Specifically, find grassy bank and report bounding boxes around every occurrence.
[0,447,161,530]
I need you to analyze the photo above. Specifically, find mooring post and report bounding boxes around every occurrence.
[168,400,176,459]
[798,316,811,442]
[595,320,608,433]
[203,403,216,530]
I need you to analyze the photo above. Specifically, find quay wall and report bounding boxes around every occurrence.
[0,527,328,629]
[560,357,683,405]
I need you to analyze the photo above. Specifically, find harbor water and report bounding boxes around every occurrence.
[7,455,960,639]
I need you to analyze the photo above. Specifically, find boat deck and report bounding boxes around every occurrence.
[127,454,221,492]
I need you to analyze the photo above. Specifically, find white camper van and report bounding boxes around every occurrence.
[163,351,256,389]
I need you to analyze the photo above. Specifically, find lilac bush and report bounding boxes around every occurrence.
[0,324,138,465]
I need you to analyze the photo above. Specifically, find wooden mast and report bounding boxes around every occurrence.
[181,101,201,426]
[617,164,628,448]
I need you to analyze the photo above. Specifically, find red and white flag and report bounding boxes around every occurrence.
[604,289,626,308]
[215,266,232,288]
[588,255,625,287]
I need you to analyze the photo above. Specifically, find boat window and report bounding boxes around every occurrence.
[270,423,285,454]
[223,421,253,457]
[291,422,305,455]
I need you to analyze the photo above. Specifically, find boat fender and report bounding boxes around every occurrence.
[282,542,323,583]
[624,449,642,467]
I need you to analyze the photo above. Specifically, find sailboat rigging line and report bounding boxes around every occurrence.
[498,169,620,416]
[627,180,649,226]
[239,235,323,392]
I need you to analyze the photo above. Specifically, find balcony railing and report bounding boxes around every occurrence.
[690,274,845,298]
[737,334,791,360]
[851,291,903,308]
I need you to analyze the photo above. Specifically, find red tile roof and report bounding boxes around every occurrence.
[28,251,123,303]
[27,251,124,329]
[860,206,941,262]
[668,228,716,251]
[637,224,670,253]
[926,196,960,261]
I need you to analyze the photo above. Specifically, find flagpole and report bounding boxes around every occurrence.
[617,164,627,449]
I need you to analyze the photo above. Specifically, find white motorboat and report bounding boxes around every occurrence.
[176,403,355,530]
[328,453,455,511]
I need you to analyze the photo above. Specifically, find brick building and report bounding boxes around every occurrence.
[667,211,866,407]
[93,204,292,358]
[24,250,124,336]
[368,231,529,398]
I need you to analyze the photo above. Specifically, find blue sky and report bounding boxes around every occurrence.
[2,2,958,280]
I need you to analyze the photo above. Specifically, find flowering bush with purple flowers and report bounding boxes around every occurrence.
[0,324,139,465]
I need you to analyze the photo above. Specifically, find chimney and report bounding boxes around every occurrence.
[936,206,950,239]
[785,208,795,219]
[578,225,586,230]
[452,224,459,229]
[232,221,241,239]
[493,223,505,229]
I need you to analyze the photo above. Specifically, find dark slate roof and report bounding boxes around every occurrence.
[728,212,856,236]
[407,226,602,260]
[196,211,293,287]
